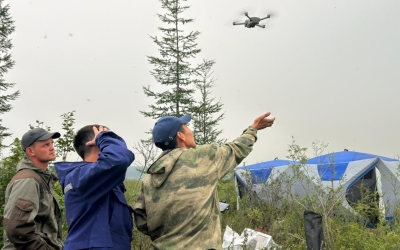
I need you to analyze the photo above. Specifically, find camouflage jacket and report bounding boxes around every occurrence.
[2,159,63,250]
[133,126,258,250]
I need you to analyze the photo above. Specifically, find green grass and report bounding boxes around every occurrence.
[124,176,400,250]
[124,179,152,250]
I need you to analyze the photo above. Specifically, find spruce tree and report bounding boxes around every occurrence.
[191,60,225,145]
[141,0,201,118]
[139,0,226,153]
[0,3,19,148]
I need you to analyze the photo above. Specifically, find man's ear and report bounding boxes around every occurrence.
[176,131,185,142]
[26,147,35,157]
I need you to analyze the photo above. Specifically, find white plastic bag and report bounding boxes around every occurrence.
[222,225,281,250]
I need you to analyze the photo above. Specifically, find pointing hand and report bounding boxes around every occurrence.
[251,112,275,131]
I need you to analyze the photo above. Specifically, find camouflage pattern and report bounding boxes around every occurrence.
[2,159,63,250]
[133,126,258,250]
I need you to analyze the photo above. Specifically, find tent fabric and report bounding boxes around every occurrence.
[234,151,400,220]
[317,162,348,181]
[236,160,300,185]
[307,151,397,164]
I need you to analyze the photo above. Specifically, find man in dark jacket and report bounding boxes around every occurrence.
[54,125,135,250]
[2,128,64,250]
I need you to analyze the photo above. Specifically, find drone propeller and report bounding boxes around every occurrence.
[259,8,281,19]
[230,6,258,22]
[233,7,280,20]
[236,6,258,16]
[224,19,239,27]
[228,7,280,29]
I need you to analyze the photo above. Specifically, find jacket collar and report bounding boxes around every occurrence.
[17,158,56,185]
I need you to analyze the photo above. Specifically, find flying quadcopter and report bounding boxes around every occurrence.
[233,12,271,29]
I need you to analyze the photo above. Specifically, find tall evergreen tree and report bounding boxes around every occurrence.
[0,2,19,148]
[141,0,201,118]
[191,59,225,145]
[138,0,225,157]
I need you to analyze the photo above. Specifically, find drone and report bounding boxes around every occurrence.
[233,12,271,29]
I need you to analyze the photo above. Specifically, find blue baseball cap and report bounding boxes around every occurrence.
[152,114,191,149]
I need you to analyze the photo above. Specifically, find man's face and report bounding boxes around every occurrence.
[29,138,57,162]
[181,124,196,149]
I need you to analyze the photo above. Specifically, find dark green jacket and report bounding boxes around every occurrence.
[2,159,63,250]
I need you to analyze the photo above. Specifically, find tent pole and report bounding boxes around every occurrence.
[234,175,240,210]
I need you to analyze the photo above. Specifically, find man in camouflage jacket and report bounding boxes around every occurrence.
[2,128,64,250]
[133,112,275,250]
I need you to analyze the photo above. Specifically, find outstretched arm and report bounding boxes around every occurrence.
[214,112,275,179]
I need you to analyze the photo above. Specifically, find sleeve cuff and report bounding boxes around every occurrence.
[242,126,258,142]
[243,126,257,133]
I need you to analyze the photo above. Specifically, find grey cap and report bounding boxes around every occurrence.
[21,128,61,151]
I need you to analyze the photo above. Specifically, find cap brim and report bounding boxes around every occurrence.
[37,132,61,141]
[179,114,191,124]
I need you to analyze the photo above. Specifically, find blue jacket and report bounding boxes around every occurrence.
[55,131,135,250]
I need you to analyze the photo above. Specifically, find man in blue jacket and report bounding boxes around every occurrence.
[55,125,135,249]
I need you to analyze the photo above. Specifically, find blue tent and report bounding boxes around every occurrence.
[235,159,300,184]
[234,151,400,220]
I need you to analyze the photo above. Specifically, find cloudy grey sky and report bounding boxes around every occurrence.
[2,0,400,165]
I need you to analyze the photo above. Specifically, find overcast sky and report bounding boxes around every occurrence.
[2,0,400,165]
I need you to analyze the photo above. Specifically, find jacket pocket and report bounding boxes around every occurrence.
[10,198,35,221]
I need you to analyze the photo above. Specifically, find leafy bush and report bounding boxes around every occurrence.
[0,138,24,246]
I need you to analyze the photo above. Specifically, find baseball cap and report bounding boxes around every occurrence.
[21,128,61,151]
[152,114,191,149]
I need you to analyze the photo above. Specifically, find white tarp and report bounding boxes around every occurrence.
[222,225,281,250]
[219,201,230,213]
